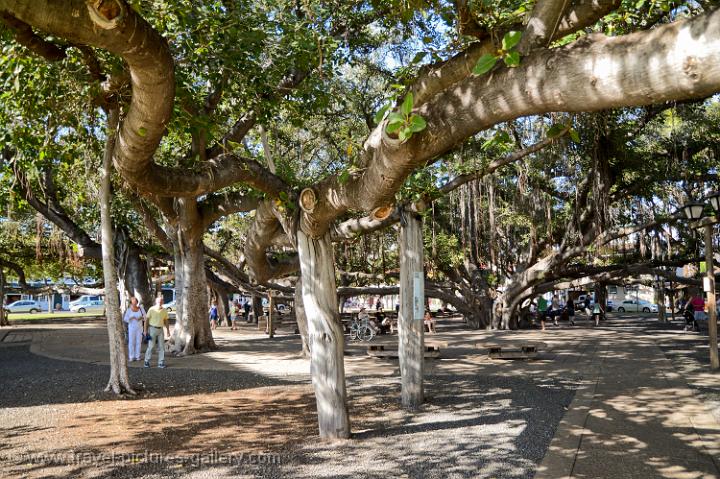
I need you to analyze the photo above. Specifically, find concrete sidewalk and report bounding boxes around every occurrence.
[536,329,720,478]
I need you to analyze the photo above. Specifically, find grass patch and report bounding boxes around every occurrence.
[7,312,103,321]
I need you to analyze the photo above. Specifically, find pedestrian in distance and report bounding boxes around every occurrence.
[538,296,549,331]
[584,296,592,315]
[550,295,561,326]
[123,297,146,362]
[209,300,218,330]
[424,310,437,334]
[144,296,170,368]
[244,300,251,323]
[566,298,576,326]
[230,300,241,330]
[690,292,707,322]
[592,302,604,327]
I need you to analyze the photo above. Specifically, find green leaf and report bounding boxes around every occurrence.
[387,112,405,126]
[386,121,404,134]
[401,93,414,116]
[374,104,391,124]
[504,51,521,67]
[137,127,147,137]
[502,31,522,51]
[547,124,566,137]
[338,170,350,184]
[472,54,498,76]
[411,51,428,65]
[408,114,427,133]
[569,128,580,143]
[398,128,411,143]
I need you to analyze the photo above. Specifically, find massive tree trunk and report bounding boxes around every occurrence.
[122,241,152,307]
[100,109,133,395]
[294,277,311,356]
[169,198,216,355]
[399,211,424,409]
[252,294,262,325]
[297,229,350,440]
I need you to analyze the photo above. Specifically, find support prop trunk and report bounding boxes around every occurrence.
[100,109,134,395]
[297,229,350,440]
[399,210,425,409]
[294,277,311,356]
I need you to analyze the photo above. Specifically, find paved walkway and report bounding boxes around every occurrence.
[536,327,720,478]
[3,314,720,478]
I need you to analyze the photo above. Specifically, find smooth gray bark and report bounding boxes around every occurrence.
[294,277,311,356]
[297,229,350,439]
[704,224,718,370]
[399,211,425,409]
[100,109,133,395]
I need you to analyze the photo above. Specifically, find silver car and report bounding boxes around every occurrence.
[4,300,42,314]
[616,299,658,313]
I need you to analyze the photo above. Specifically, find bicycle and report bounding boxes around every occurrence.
[349,316,376,341]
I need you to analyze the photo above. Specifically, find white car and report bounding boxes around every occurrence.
[163,300,176,312]
[616,299,658,313]
[4,300,42,313]
[69,299,105,314]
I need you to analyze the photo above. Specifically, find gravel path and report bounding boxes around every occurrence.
[0,343,300,408]
[277,372,578,479]
[0,341,580,478]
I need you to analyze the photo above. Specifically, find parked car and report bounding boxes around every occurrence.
[606,300,614,312]
[69,297,105,314]
[263,303,292,315]
[4,300,42,314]
[163,300,176,312]
[69,295,102,308]
[616,299,658,313]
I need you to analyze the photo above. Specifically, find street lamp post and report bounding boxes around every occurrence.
[682,193,719,370]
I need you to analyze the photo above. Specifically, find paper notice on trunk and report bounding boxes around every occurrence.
[413,272,424,320]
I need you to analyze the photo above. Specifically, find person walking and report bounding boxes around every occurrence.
[592,302,604,327]
[566,298,576,326]
[690,292,707,322]
[230,300,241,330]
[584,295,592,315]
[538,296,549,331]
[123,297,146,362]
[243,300,251,323]
[144,296,170,368]
[550,295,561,326]
[209,300,218,330]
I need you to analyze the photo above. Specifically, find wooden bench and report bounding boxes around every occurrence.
[476,342,545,360]
[366,340,447,359]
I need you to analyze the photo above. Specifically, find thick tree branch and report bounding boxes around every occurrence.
[303,8,720,237]
[409,0,622,107]
[124,190,173,252]
[0,11,66,61]
[12,161,101,258]
[518,0,572,54]
[198,190,260,230]
[243,201,299,283]
[438,129,568,195]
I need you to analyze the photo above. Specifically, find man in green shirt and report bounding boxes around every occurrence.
[537,296,549,331]
[144,296,170,368]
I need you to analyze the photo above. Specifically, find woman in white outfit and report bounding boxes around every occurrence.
[123,297,146,361]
